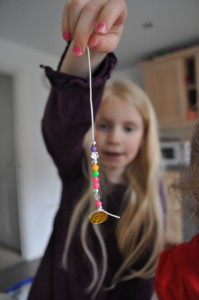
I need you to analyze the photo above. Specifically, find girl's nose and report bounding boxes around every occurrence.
[108,128,121,144]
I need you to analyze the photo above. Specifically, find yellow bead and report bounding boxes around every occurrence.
[92,164,99,171]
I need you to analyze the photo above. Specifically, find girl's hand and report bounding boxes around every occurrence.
[62,0,127,56]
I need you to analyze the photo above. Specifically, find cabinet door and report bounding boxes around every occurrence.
[143,59,188,127]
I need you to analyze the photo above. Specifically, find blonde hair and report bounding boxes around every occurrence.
[62,79,164,298]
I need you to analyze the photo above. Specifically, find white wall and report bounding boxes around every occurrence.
[113,64,144,87]
[0,38,142,260]
[0,38,61,260]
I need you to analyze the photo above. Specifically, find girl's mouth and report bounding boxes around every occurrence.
[103,151,123,158]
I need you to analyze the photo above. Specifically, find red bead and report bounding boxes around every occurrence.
[93,182,100,189]
[93,177,99,183]
[96,200,102,207]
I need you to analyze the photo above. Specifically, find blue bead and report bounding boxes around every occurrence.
[91,146,97,152]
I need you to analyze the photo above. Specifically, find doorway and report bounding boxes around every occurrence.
[0,72,21,269]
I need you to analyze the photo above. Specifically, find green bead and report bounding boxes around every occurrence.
[92,171,99,177]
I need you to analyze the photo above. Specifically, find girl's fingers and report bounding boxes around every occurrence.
[62,0,87,41]
[87,0,127,52]
[62,2,71,41]
[72,0,107,55]
[95,0,127,35]
[62,0,127,55]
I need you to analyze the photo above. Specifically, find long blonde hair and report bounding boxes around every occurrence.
[62,79,165,298]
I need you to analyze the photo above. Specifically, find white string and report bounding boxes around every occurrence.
[104,211,120,219]
[86,46,95,143]
[86,46,120,222]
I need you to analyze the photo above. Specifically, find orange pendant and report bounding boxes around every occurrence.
[89,209,108,224]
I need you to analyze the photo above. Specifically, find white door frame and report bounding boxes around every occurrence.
[0,63,25,258]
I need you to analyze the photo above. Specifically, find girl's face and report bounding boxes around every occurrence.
[95,96,144,183]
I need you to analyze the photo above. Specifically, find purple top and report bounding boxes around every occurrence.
[28,51,156,300]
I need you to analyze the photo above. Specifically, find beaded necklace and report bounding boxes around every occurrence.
[86,47,120,224]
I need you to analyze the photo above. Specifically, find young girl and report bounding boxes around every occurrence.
[155,121,199,300]
[28,1,165,299]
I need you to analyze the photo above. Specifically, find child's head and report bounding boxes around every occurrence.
[95,79,160,185]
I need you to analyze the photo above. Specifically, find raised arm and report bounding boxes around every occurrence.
[41,0,127,181]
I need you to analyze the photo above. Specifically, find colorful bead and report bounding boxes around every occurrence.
[96,200,102,207]
[93,182,100,189]
[91,152,99,160]
[93,189,100,200]
[93,176,99,181]
[92,164,99,171]
[91,145,97,152]
[92,171,99,177]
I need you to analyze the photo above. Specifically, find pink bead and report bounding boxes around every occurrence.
[96,200,102,207]
[93,177,99,183]
[93,182,100,189]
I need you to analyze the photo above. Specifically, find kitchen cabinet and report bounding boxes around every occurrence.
[141,46,199,128]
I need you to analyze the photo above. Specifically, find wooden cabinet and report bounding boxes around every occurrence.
[141,46,199,128]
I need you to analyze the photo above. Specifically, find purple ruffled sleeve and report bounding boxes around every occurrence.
[41,51,117,183]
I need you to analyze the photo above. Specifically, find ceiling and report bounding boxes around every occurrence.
[0,0,199,70]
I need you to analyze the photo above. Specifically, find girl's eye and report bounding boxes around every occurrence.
[124,126,136,133]
[97,123,110,130]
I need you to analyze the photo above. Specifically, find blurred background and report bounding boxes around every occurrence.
[0,0,199,296]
